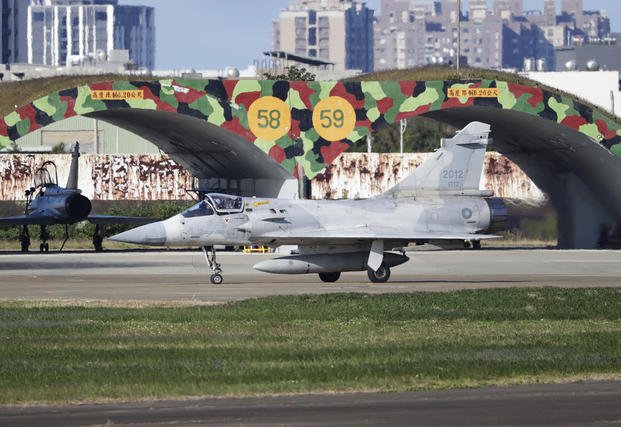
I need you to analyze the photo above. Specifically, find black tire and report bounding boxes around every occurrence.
[367,265,391,283]
[210,274,223,285]
[93,235,104,252]
[318,272,341,283]
[39,243,45,252]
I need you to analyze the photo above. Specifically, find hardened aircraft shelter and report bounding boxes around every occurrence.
[1,77,621,248]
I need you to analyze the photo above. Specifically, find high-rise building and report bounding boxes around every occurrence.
[27,0,155,69]
[561,0,584,29]
[374,0,611,72]
[1,0,29,63]
[493,0,523,21]
[469,0,487,23]
[273,0,374,72]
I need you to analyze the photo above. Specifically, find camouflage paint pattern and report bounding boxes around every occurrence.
[1,79,620,179]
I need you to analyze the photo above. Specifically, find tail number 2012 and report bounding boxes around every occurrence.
[441,169,465,180]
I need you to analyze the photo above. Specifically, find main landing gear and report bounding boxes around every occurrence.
[202,246,223,285]
[367,264,391,283]
[318,272,341,282]
[19,226,30,252]
[39,225,50,252]
[92,225,104,252]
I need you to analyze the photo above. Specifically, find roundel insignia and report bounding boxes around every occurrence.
[461,208,473,220]
[312,96,356,141]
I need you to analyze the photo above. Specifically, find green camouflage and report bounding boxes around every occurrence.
[1,79,619,178]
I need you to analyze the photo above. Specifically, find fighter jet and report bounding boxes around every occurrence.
[110,122,508,284]
[0,142,153,252]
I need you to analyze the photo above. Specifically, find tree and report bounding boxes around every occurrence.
[50,142,67,154]
[263,65,316,81]
[349,116,456,153]
[5,141,21,153]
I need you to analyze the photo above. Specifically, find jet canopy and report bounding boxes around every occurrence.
[180,194,244,218]
[206,193,244,214]
[33,161,59,188]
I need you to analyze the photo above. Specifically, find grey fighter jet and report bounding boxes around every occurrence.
[0,142,153,252]
[110,122,508,284]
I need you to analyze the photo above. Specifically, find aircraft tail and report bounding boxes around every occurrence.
[66,142,80,189]
[385,121,492,197]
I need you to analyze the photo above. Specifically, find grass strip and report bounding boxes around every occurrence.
[0,288,619,404]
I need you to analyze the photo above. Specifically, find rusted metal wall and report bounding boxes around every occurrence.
[0,152,545,203]
[311,153,546,203]
[0,154,194,201]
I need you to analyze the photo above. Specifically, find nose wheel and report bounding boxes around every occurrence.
[202,246,224,285]
[367,264,391,283]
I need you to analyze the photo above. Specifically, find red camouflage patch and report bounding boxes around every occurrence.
[60,96,77,118]
[221,80,239,101]
[399,81,417,97]
[19,104,41,133]
[221,116,254,140]
[290,81,316,109]
[595,119,617,140]
[508,83,543,108]
[269,145,286,164]
[234,91,261,110]
[170,80,206,104]
[376,97,394,115]
[561,115,588,130]
[141,86,177,112]
[320,140,350,165]
[329,82,365,109]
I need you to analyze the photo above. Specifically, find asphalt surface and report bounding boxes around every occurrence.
[0,248,620,426]
[0,248,619,302]
[1,381,620,427]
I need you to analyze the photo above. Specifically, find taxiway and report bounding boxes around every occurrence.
[0,249,619,302]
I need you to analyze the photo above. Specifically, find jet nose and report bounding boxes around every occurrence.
[109,222,167,246]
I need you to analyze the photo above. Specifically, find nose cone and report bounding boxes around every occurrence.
[109,222,167,246]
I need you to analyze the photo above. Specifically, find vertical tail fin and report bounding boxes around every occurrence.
[386,121,491,197]
[66,142,80,189]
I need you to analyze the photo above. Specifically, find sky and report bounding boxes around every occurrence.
[121,0,621,70]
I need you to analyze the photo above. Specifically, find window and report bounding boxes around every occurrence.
[308,27,316,45]
[181,201,214,218]
[207,194,244,214]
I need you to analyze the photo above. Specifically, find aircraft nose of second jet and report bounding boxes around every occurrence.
[109,222,167,246]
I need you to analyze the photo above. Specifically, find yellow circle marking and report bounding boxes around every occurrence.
[248,96,291,141]
[312,96,356,141]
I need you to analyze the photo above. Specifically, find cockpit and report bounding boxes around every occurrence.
[180,193,244,218]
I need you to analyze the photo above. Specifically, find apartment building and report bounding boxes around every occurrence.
[374,0,611,72]
[273,0,374,72]
[0,0,28,63]
[27,0,155,69]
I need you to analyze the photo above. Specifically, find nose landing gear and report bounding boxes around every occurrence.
[202,246,223,285]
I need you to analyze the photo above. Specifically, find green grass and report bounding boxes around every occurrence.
[0,288,619,404]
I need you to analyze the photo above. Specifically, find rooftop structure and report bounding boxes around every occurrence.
[272,0,374,73]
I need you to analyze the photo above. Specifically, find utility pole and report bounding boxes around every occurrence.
[399,119,407,154]
[456,0,461,74]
